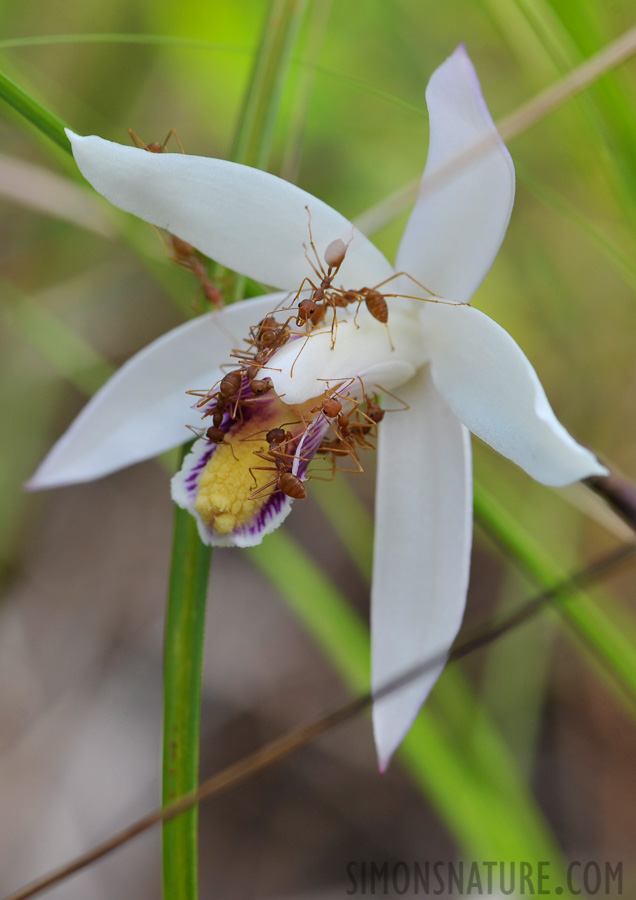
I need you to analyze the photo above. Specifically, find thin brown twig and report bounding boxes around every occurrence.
[355,24,636,236]
[4,541,635,900]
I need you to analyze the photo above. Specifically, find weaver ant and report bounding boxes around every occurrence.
[187,367,246,425]
[310,378,359,421]
[128,128,224,309]
[227,313,299,394]
[280,207,350,347]
[248,430,308,501]
[185,423,238,461]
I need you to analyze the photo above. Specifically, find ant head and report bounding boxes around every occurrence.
[249,378,272,396]
[266,427,287,444]
[322,397,342,418]
[205,426,225,443]
[297,298,318,322]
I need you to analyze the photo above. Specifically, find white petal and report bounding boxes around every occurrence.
[67,131,393,291]
[267,309,426,405]
[396,46,515,302]
[422,303,608,485]
[27,293,285,489]
[372,368,472,770]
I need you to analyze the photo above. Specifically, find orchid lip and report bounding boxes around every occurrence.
[172,376,338,548]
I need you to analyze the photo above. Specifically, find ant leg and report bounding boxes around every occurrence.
[162,128,185,153]
[352,299,364,329]
[385,321,395,352]
[304,206,328,282]
[278,277,318,313]
[248,476,281,499]
[371,383,411,411]
[248,464,279,490]
[128,128,148,150]
[371,271,441,299]
[289,334,312,378]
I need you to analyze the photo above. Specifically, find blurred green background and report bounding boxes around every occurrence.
[0,1,635,898]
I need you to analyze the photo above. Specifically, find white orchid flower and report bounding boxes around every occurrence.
[28,46,606,769]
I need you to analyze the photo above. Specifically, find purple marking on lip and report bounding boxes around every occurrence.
[232,413,331,542]
[176,373,338,545]
[179,382,280,505]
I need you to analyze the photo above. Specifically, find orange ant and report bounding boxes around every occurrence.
[343,271,469,333]
[248,430,308,501]
[289,206,471,360]
[229,310,311,396]
[128,128,185,155]
[281,207,350,347]
[185,423,238,461]
[128,128,224,309]
[311,386,400,478]
[187,368,245,423]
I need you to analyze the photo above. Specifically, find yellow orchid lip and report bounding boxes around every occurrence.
[173,378,346,547]
[195,395,307,536]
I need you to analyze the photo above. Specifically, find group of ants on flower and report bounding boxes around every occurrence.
[131,128,457,509]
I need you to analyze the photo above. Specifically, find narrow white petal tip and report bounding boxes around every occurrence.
[396,44,514,302]
[373,701,423,773]
[423,305,607,487]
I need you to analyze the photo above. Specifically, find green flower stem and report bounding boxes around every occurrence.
[162,3,309,895]
[0,67,70,153]
[162,499,211,900]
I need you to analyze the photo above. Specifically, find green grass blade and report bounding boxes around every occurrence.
[231,0,310,169]
[162,500,211,900]
[249,529,563,864]
[311,478,374,582]
[2,281,115,394]
[0,67,71,153]
[474,481,636,710]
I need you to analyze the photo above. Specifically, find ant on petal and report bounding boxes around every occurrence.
[128,128,224,309]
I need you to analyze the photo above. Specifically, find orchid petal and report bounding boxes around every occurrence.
[422,303,608,485]
[67,131,393,291]
[27,293,284,489]
[267,310,426,405]
[372,369,472,770]
[396,45,515,302]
